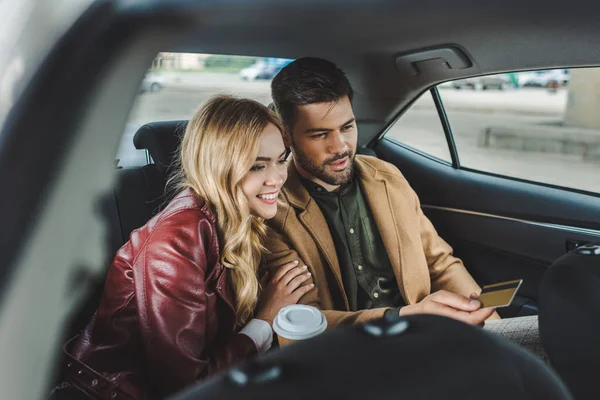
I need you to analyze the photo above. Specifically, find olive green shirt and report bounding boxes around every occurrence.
[300,175,405,312]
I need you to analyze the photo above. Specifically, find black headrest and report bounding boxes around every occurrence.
[172,314,571,400]
[133,120,187,171]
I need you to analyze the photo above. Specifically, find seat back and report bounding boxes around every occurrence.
[174,315,572,400]
[539,243,600,399]
[117,120,187,240]
[113,165,166,245]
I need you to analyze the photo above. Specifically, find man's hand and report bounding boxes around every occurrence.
[399,290,494,325]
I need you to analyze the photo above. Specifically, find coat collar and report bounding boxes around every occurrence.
[284,156,387,212]
[284,156,382,208]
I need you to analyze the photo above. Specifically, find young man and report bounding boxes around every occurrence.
[264,57,498,328]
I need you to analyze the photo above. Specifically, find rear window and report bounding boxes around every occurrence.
[115,53,292,167]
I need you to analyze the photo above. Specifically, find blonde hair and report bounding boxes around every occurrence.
[172,95,285,326]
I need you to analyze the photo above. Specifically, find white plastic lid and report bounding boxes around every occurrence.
[272,305,327,341]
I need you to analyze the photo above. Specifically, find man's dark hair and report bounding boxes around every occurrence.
[271,57,354,131]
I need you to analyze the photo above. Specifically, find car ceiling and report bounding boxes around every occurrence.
[132,0,600,142]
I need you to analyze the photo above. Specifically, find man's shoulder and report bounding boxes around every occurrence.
[356,155,408,182]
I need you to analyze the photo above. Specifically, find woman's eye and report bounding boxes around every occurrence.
[250,165,265,172]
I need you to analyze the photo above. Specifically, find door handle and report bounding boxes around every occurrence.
[566,239,591,253]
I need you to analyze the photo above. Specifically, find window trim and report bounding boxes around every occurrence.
[431,87,460,168]
[376,90,454,165]
[459,165,600,199]
[383,136,453,167]
[383,136,600,199]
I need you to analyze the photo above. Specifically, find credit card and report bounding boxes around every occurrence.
[478,279,523,309]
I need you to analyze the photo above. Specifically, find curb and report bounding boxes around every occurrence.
[479,124,600,162]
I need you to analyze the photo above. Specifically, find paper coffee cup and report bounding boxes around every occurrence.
[273,305,327,347]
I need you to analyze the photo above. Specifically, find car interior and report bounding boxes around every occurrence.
[1,0,600,399]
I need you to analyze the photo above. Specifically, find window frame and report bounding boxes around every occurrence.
[378,74,600,199]
[431,86,460,168]
[378,89,454,167]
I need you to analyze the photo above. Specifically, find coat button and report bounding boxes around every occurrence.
[111,392,117,398]
[357,265,363,271]
[91,379,98,387]
[373,291,379,298]
[229,361,281,386]
[77,370,83,375]
[349,228,355,234]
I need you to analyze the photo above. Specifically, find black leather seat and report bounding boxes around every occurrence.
[116,120,187,244]
[539,243,600,400]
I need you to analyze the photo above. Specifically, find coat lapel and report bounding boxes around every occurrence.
[356,157,408,302]
[284,164,348,307]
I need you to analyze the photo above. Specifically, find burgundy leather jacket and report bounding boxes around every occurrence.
[63,189,257,399]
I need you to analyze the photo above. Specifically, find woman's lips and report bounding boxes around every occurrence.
[257,192,278,205]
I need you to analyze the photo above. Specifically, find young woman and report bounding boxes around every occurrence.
[57,96,314,400]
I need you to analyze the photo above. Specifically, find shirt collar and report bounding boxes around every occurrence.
[299,172,355,197]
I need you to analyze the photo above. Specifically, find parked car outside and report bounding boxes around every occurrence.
[240,58,292,81]
[452,74,512,90]
[240,61,271,80]
[139,71,165,93]
[521,69,569,87]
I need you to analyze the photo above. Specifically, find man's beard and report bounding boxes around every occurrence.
[293,147,355,186]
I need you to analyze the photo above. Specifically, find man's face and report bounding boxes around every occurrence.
[290,96,357,189]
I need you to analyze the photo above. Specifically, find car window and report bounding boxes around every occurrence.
[384,68,599,194]
[437,68,599,194]
[115,52,292,167]
[383,91,452,163]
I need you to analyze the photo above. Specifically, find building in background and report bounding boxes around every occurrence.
[151,53,210,70]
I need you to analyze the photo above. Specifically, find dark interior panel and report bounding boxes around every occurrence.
[373,138,600,315]
[374,138,600,230]
[423,208,599,297]
[423,207,600,266]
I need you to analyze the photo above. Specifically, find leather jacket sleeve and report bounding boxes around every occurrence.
[134,210,257,395]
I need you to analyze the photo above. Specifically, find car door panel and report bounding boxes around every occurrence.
[373,138,600,315]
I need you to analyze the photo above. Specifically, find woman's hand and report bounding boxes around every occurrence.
[255,260,316,326]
